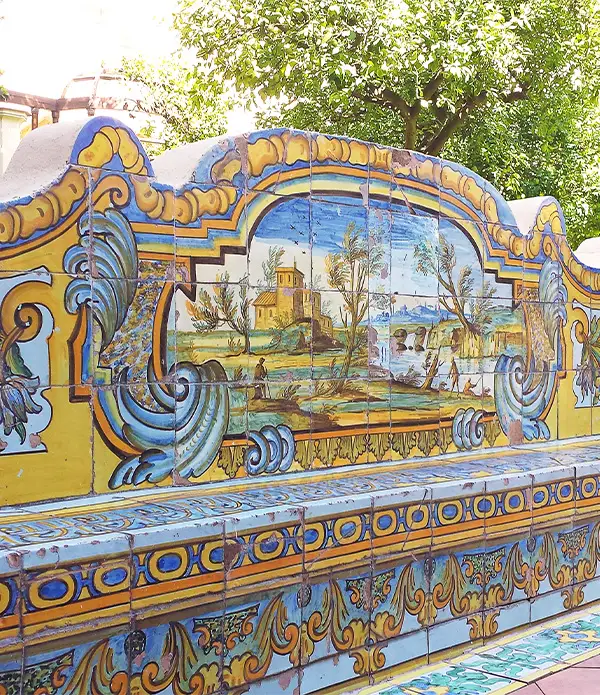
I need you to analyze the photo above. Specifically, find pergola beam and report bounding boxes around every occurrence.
[1,90,143,127]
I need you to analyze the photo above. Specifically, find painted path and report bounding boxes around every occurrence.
[354,604,600,694]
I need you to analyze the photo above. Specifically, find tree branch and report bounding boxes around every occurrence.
[500,83,530,103]
[422,71,444,100]
[353,84,411,119]
[425,91,488,156]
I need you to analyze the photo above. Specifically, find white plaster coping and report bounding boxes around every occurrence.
[0,118,88,203]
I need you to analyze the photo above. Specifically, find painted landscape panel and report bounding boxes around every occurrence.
[175,195,523,439]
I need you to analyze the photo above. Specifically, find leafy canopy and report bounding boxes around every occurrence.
[177,0,598,151]
[126,0,600,247]
[122,57,231,153]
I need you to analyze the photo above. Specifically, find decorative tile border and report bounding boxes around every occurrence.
[1,452,599,649]
[2,497,600,692]
[1,437,599,548]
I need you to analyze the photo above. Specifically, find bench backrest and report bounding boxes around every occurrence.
[0,117,593,505]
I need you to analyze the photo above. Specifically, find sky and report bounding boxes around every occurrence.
[0,0,253,131]
[178,196,498,332]
[0,0,178,94]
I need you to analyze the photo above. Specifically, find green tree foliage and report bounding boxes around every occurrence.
[122,58,231,153]
[445,98,600,248]
[133,0,600,247]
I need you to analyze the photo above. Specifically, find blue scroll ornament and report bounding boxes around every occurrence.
[64,208,138,352]
[245,424,295,475]
[64,208,229,487]
[494,258,567,440]
[452,408,484,450]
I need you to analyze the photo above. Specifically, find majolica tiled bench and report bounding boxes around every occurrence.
[0,118,599,694]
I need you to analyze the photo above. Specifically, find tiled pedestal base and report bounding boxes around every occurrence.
[2,438,600,694]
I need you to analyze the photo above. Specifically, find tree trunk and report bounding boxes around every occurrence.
[452,301,479,338]
[404,116,418,151]
[242,330,251,354]
[420,353,439,391]
[340,322,357,378]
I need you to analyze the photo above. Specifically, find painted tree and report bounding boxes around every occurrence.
[325,222,384,377]
[186,272,251,353]
[261,245,285,289]
[414,233,496,340]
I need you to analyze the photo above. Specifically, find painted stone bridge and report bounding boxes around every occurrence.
[0,117,599,694]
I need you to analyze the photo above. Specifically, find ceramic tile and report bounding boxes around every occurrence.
[311,178,370,212]
[391,151,440,218]
[507,616,600,662]
[369,294,392,374]
[393,661,517,694]
[22,546,132,644]
[0,166,89,275]
[225,509,303,603]
[371,628,429,675]
[0,376,58,470]
[174,278,251,383]
[372,493,431,568]
[452,647,547,682]
[224,584,302,684]
[131,537,225,621]
[484,599,531,641]
[0,651,23,694]
[246,668,301,694]
[91,172,175,278]
[368,381,392,464]
[0,269,59,391]
[476,641,565,678]
[2,384,94,504]
[300,651,369,694]
[132,605,225,692]
[481,296,525,374]
[368,149,393,211]
[429,545,485,626]
[391,213,438,302]
[0,549,21,654]
[249,193,311,286]
[530,466,576,534]
[367,205,391,291]
[485,476,533,544]
[4,118,600,695]
[573,576,600,607]
[175,182,247,273]
[91,277,176,387]
[575,466,600,526]
[93,382,175,492]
